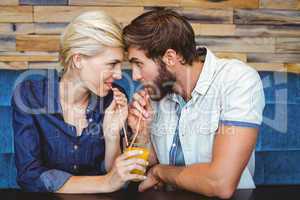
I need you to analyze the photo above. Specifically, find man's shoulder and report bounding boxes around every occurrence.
[215,58,261,86]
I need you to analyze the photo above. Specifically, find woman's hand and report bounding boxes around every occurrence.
[106,150,148,192]
[103,88,128,142]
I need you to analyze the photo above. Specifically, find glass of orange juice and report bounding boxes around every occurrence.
[125,142,150,177]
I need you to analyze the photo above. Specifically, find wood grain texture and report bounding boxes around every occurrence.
[34,23,67,34]
[0,0,18,5]
[235,25,300,37]
[20,0,68,5]
[34,6,144,23]
[180,0,259,9]
[247,53,300,63]
[215,52,247,62]
[260,0,300,10]
[284,63,300,73]
[0,6,33,23]
[176,7,233,24]
[0,35,15,51]
[16,35,60,51]
[0,61,28,69]
[192,24,236,36]
[70,0,142,6]
[249,62,300,73]
[29,61,62,69]
[276,37,300,53]
[234,9,300,25]
[142,0,180,7]
[0,23,34,34]
[0,54,58,62]
[196,36,275,53]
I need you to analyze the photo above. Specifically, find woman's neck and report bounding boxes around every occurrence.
[59,71,90,110]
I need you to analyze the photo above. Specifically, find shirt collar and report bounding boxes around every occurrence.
[193,48,218,96]
[167,48,218,103]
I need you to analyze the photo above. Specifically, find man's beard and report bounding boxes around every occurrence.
[145,60,176,101]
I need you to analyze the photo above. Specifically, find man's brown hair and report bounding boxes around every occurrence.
[123,9,200,65]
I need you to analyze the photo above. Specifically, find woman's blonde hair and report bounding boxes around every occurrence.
[59,11,124,71]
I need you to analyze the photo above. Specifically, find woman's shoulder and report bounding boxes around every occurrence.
[11,69,59,112]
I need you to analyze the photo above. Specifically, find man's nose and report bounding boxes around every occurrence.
[132,67,142,81]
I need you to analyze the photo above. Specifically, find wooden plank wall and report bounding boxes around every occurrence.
[0,0,299,73]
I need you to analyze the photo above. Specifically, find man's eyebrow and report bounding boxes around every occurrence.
[129,57,140,63]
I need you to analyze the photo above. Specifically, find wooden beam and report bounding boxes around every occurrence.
[249,62,300,74]
[235,25,300,37]
[0,23,35,34]
[142,0,180,7]
[176,7,233,24]
[0,0,18,5]
[284,63,300,73]
[181,0,259,9]
[0,35,15,51]
[29,61,62,70]
[0,54,58,62]
[196,36,275,53]
[0,61,28,70]
[16,35,60,51]
[215,52,247,62]
[260,0,300,10]
[234,9,300,25]
[0,6,33,23]
[70,0,142,6]
[34,23,67,34]
[192,24,236,36]
[276,37,300,53]
[20,0,68,5]
[34,6,144,24]
[247,53,300,63]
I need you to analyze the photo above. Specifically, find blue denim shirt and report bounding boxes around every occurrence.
[11,70,121,192]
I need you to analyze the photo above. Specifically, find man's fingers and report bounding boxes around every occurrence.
[132,101,148,118]
[138,177,157,192]
[133,92,146,106]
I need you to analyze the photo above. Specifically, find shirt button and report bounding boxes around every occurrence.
[172,143,176,147]
[88,118,93,122]
[73,165,78,170]
[74,144,78,150]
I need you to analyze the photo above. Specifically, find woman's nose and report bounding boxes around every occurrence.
[112,67,122,80]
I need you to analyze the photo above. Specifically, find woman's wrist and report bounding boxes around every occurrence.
[103,128,121,143]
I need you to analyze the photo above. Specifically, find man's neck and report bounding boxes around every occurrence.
[174,61,203,101]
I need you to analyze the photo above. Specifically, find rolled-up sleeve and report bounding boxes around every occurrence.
[11,82,72,192]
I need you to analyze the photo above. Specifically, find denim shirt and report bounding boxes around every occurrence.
[11,70,121,192]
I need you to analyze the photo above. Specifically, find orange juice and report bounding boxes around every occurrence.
[125,146,150,175]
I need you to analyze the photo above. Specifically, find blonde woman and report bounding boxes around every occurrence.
[11,11,147,193]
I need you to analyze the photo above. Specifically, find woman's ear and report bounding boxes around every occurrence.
[72,54,82,69]
[162,49,177,67]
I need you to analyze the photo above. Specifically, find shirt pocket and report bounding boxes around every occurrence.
[150,123,174,165]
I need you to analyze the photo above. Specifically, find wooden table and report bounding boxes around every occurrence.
[1,185,300,200]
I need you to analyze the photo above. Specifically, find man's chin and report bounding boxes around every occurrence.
[144,87,167,101]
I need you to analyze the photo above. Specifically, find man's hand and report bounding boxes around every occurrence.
[128,90,154,142]
[138,165,161,192]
